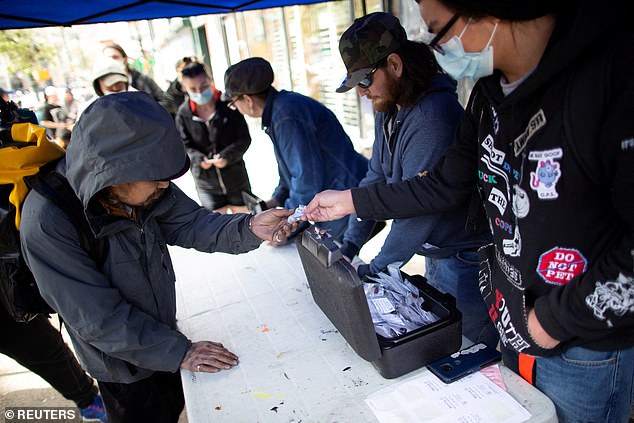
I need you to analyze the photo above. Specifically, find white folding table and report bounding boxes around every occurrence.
[173,242,557,423]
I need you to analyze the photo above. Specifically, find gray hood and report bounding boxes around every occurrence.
[66,91,189,208]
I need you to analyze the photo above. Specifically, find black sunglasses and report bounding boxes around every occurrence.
[428,13,460,55]
[357,59,387,89]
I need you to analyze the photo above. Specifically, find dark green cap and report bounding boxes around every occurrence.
[337,12,406,93]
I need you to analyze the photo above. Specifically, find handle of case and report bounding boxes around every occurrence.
[300,226,343,268]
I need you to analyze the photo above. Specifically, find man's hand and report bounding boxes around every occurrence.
[180,341,239,373]
[209,154,228,169]
[200,158,213,170]
[303,190,355,222]
[527,308,560,349]
[250,208,297,243]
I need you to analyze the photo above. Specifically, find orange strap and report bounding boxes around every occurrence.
[518,353,535,385]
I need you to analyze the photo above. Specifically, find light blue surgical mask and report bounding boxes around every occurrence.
[188,87,213,105]
[433,20,498,81]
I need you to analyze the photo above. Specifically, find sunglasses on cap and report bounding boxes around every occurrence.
[357,58,387,89]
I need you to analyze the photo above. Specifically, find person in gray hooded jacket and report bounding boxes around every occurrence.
[19,91,296,423]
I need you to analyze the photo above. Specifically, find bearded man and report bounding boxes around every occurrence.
[335,12,497,347]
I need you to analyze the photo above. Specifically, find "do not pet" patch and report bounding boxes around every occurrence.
[536,247,588,285]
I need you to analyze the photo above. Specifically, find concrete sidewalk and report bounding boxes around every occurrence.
[0,123,423,420]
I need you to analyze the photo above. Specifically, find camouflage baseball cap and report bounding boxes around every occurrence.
[337,12,406,93]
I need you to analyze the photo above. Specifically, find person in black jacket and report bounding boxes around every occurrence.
[102,42,166,106]
[175,62,252,212]
[162,56,197,118]
[304,1,634,422]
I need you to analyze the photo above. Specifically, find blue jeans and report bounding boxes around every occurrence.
[425,251,499,348]
[533,345,634,422]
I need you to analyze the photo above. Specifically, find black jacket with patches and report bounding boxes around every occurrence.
[351,2,633,357]
[175,99,252,195]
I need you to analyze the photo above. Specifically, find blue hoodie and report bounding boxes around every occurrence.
[341,75,490,277]
[261,88,368,240]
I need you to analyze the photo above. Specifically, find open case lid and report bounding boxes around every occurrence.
[295,226,382,362]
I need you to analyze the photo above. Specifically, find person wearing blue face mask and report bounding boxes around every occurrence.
[420,16,497,82]
[302,1,634,421]
[175,61,252,213]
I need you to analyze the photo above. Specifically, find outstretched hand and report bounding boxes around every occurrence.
[180,341,239,373]
[303,189,355,222]
[250,208,298,243]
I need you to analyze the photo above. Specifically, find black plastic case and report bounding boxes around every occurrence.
[296,226,462,379]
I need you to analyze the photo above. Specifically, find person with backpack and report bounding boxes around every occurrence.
[0,97,107,422]
[19,91,297,422]
[303,1,634,421]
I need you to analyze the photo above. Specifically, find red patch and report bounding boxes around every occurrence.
[536,247,587,285]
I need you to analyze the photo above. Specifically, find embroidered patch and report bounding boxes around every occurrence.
[490,106,499,135]
[511,185,530,219]
[585,250,634,327]
[481,134,505,164]
[496,247,523,289]
[514,109,546,156]
[494,217,513,235]
[480,155,510,198]
[502,226,521,257]
[503,162,521,181]
[537,247,588,285]
[478,255,493,301]
[488,289,530,353]
[478,170,497,184]
[529,148,562,200]
[487,187,507,215]
[586,274,634,327]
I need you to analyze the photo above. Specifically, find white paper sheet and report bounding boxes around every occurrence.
[365,365,531,423]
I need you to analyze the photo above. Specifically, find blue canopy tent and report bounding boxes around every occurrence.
[0,0,333,30]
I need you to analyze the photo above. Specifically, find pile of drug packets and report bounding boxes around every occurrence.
[364,263,439,339]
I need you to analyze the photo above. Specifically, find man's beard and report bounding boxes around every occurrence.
[371,74,400,113]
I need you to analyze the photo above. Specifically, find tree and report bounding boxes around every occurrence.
[0,29,55,75]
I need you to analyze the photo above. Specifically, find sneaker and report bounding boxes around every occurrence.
[79,394,108,422]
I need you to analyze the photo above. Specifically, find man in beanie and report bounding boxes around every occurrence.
[20,92,297,422]
[336,12,496,347]
[304,0,633,421]
[224,57,368,243]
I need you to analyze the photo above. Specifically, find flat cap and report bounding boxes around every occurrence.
[224,57,274,98]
